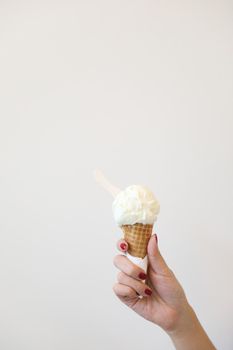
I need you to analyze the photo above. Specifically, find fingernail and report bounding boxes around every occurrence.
[145,288,152,296]
[120,243,127,251]
[138,272,147,280]
[154,234,158,244]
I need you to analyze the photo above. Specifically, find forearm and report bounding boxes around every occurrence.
[168,305,216,350]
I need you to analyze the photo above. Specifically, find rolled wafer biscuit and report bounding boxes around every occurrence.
[121,223,153,258]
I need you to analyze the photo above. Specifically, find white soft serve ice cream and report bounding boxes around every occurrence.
[112,185,160,226]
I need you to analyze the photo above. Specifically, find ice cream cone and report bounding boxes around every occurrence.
[121,223,153,258]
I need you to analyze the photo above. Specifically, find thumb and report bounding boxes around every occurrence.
[147,234,170,275]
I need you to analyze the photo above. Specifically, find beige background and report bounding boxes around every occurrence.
[0,1,233,349]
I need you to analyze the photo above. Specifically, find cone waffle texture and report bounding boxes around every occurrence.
[121,223,153,258]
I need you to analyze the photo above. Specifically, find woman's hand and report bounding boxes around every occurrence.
[113,234,191,333]
[113,234,216,350]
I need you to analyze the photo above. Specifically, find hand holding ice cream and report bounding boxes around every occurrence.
[94,170,216,349]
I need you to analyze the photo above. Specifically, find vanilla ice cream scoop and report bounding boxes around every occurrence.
[112,185,160,226]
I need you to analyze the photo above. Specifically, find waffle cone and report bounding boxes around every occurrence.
[121,223,153,258]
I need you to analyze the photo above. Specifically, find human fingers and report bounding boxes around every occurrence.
[112,283,139,307]
[117,272,152,297]
[147,234,171,275]
[113,255,147,280]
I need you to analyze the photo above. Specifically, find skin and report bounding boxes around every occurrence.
[113,234,216,350]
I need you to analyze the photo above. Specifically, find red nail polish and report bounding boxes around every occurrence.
[154,234,158,244]
[145,288,152,296]
[120,243,127,251]
[138,272,147,280]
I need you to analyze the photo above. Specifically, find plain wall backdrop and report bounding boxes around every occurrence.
[0,1,233,349]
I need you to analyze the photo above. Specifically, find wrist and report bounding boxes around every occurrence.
[167,303,216,350]
[167,303,198,339]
